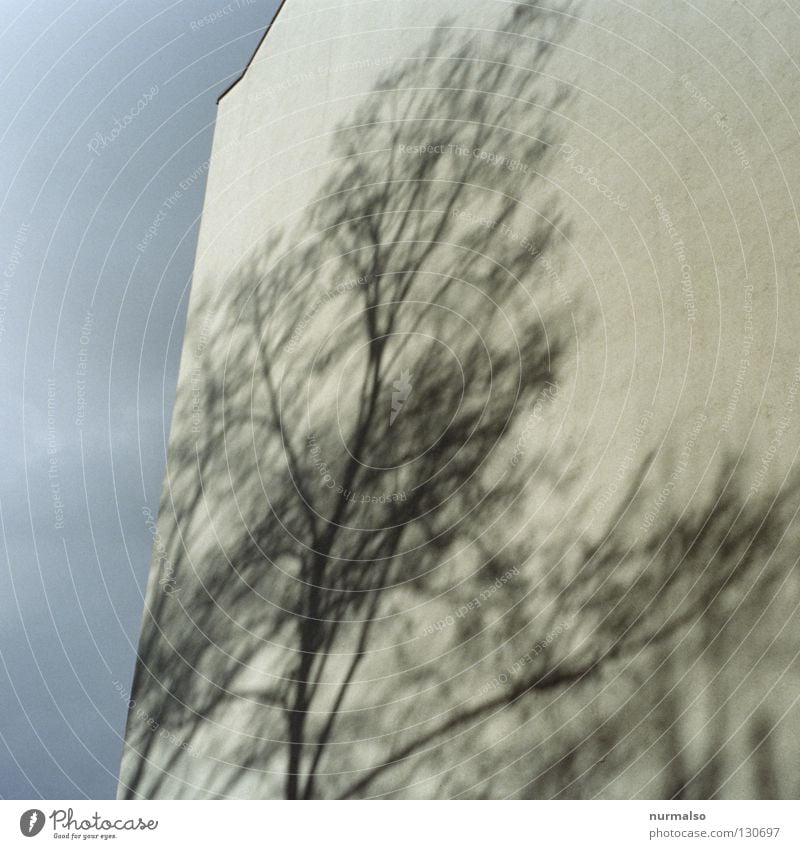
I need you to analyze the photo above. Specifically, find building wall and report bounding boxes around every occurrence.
[120,0,800,799]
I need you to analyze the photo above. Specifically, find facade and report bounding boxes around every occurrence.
[120,0,800,798]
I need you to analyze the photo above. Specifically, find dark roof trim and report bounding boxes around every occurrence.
[217,0,290,104]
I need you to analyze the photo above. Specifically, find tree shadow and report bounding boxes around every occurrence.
[120,2,579,799]
[119,2,800,800]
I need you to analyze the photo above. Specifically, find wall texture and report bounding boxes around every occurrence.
[120,0,800,799]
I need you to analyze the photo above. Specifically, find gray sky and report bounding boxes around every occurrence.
[0,0,280,799]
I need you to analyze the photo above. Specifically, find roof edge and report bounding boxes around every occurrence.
[217,0,290,104]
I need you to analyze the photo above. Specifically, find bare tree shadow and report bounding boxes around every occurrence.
[119,3,800,800]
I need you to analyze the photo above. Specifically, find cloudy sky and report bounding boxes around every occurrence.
[0,0,280,799]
